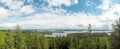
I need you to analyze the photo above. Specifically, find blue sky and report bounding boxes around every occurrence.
[0,0,120,30]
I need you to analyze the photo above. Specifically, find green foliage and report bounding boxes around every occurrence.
[14,25,27,49]
[26,32,49,49]
[0,24,113,49]
[99,37,111,49]
[5,30,15,49]
[14,32,26,49]
[111,18,120,49]
[0,31,6,49]
[0,30,111,49]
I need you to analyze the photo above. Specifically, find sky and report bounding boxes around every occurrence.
[0,0,120,30]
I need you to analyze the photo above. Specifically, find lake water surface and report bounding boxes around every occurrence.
[45,30,111,37]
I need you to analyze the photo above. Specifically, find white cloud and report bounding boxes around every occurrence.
[6,12,111,29]
[1,0,24,10]
[0,5,35,21]
[0,0,35,22]
[20,5,35,14]
[96,0,120,30]
[0,0,120,30]
[47,0,78,6]
[42,7,67,14]
[98,0,111,10]
[98,3,120,21]
[0,7,10,20]
[0,9,118,30]
[0,23,17,29]
[74,0,78,4]
[85,0,93,6]
[8,5,35,17]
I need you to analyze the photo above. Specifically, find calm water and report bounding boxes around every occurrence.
[45,30,111,37]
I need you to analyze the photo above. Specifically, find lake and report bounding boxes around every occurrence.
[45,30,111,37]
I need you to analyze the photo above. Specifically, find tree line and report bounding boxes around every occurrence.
[0,18,120,49]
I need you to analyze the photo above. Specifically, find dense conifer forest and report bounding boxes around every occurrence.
[0,19,120,49]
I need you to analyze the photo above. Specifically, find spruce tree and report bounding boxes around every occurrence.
[14,25,26,49]
[111,18,120,49]
[5,29,15,49]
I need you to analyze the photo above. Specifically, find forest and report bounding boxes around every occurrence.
[0,19,120,49]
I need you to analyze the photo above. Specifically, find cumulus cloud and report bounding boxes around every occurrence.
[0,0,24,10]
[98,0,120,21]
[0,7,10,20]
[5,12,113,30]
[85,0,93,6]
[0,0,120,30]
[0,0,35,21]
[0,9,118,30]
[19,5,35,15]
[47,0,78,6]
[0,23,17,29]
[98,0,111,11]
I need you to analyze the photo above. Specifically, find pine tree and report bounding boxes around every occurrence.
[41,34,49,49]
[82,24,98,49]
[5,29,15,49]
[14,25,26,49]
